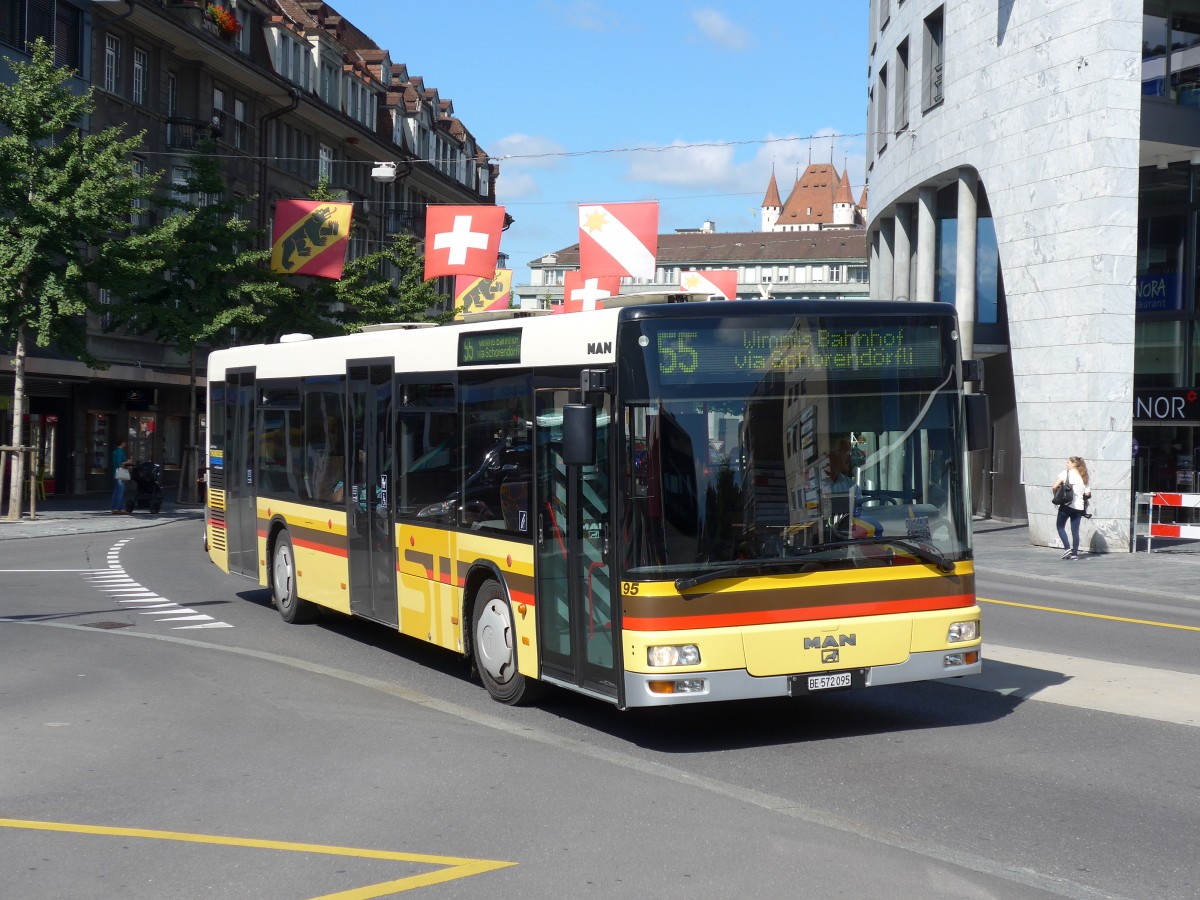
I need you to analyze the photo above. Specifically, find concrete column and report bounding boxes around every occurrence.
[893,202,913,301]
[869,229,880,300]
[955,168,978,362]
[916,186,937,302]
[877,216,895,301]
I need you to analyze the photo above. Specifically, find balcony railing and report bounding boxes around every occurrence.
[165,116,220,151]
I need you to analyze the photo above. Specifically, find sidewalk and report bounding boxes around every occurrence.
[0,493,204,541]
[3,497,1198,602]
[971,517,1200,603]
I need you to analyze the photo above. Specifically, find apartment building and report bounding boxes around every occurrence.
[864,0,1194,551]
[0,0,498,496]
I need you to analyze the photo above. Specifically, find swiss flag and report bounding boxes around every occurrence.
[680,269,738,300]
[557,272,619,313]
[578,202,658,280]
[424,206,506,280]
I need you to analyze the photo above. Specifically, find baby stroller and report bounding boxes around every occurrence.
[125,461,164,514]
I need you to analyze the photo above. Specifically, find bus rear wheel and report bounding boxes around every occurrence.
[472,579,541,705]
[272,531,317,624]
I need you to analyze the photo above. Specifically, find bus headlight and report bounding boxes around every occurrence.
[647,644,701,667]
[947,620,979,643]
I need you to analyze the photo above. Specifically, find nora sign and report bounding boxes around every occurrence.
[1135,273,1183,312]
[1134,388,1200,421]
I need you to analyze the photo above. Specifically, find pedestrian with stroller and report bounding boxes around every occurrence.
[111,439,130,513]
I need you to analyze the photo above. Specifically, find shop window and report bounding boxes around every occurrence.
[129,414,155,463]
[86,412,116,476]
[1136,212,1186,314]
[163,416,184,468]
[1135,320,1186,386]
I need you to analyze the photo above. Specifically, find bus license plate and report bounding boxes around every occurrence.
[807,672,853,691]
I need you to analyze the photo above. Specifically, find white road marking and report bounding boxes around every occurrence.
[83,540,234,630]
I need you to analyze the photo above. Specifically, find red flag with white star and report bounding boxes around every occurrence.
[424,206,506,280]
[577,201,658,279]
[680,269,738,300]
[556,272,619,313]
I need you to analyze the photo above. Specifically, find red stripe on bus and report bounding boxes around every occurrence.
[509,589,536,607]
[622,594,976,631]
[292,536,349,558]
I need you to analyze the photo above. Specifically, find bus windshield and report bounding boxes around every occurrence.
[618,312,969,578]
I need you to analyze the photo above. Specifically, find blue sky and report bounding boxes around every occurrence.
[358,1,870,280]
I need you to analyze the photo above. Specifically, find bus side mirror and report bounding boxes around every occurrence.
[965,394,990,451]
[562,404,596,466]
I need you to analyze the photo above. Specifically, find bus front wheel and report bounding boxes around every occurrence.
[272,531,317,624]
[472,579,541,705]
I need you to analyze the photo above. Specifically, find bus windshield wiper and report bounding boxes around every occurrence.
[674,559,820,593]
[787,536,956,573]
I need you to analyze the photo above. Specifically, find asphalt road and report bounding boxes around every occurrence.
[2,520,1197,899]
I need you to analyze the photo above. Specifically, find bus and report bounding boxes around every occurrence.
[205,299,988,708]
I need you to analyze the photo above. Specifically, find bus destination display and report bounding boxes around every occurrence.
[652,323,944,383]
[459,328,523,366]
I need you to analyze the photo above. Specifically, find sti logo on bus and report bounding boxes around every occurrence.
[588,341,612,355]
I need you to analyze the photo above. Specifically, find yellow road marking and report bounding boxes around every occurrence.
[0,818,515,899]
[979,597,1200,633]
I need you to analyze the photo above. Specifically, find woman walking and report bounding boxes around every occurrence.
[111,439,129,513]
[1052,456,1091,559]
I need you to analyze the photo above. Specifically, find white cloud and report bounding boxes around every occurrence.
[626,141,736,188]
[619,131,866,200]
[691,9,750,51]
[495,171,542,201]
[491,133,567,170]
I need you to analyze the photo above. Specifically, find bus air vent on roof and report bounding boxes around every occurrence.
[358,322,439,332]
[279,333,313,343]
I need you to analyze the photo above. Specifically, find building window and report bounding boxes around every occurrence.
[876,63,889,154]
[212,87,225,141]
[318,143,333,183]
[54,3,81,69]
[923,7,945,109]
[132,48,147,105]
[233,98,246,149]
[104,34,121,94]
[895,39,910,132]
[130,158,148,227]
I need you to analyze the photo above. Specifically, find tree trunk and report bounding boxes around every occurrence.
[187,346,198,505]
[5,323,28,521]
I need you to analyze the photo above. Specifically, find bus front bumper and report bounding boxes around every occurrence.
[622,646,983,707]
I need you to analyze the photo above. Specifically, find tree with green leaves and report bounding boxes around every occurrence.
[0,39,160,520]
[104,139,293,503]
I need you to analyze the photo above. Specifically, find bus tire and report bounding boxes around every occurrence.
[472,579,541,705]
[272,531,317,624]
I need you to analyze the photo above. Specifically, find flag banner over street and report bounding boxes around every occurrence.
[270,200,353,279]
[424,205,506,280]
[577,201,658,279]
[454,269,513,319]
[680,269,738,300]
[557,272,619,313]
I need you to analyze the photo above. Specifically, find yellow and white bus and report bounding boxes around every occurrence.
[206,298,987,708]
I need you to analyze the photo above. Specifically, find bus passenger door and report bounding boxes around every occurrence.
[535,385,618,701]
[347,362,397,627]
[225,369,257,577]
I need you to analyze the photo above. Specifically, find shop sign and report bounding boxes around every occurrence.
[1136,273,1183,312]
[1134,388,1200,420]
